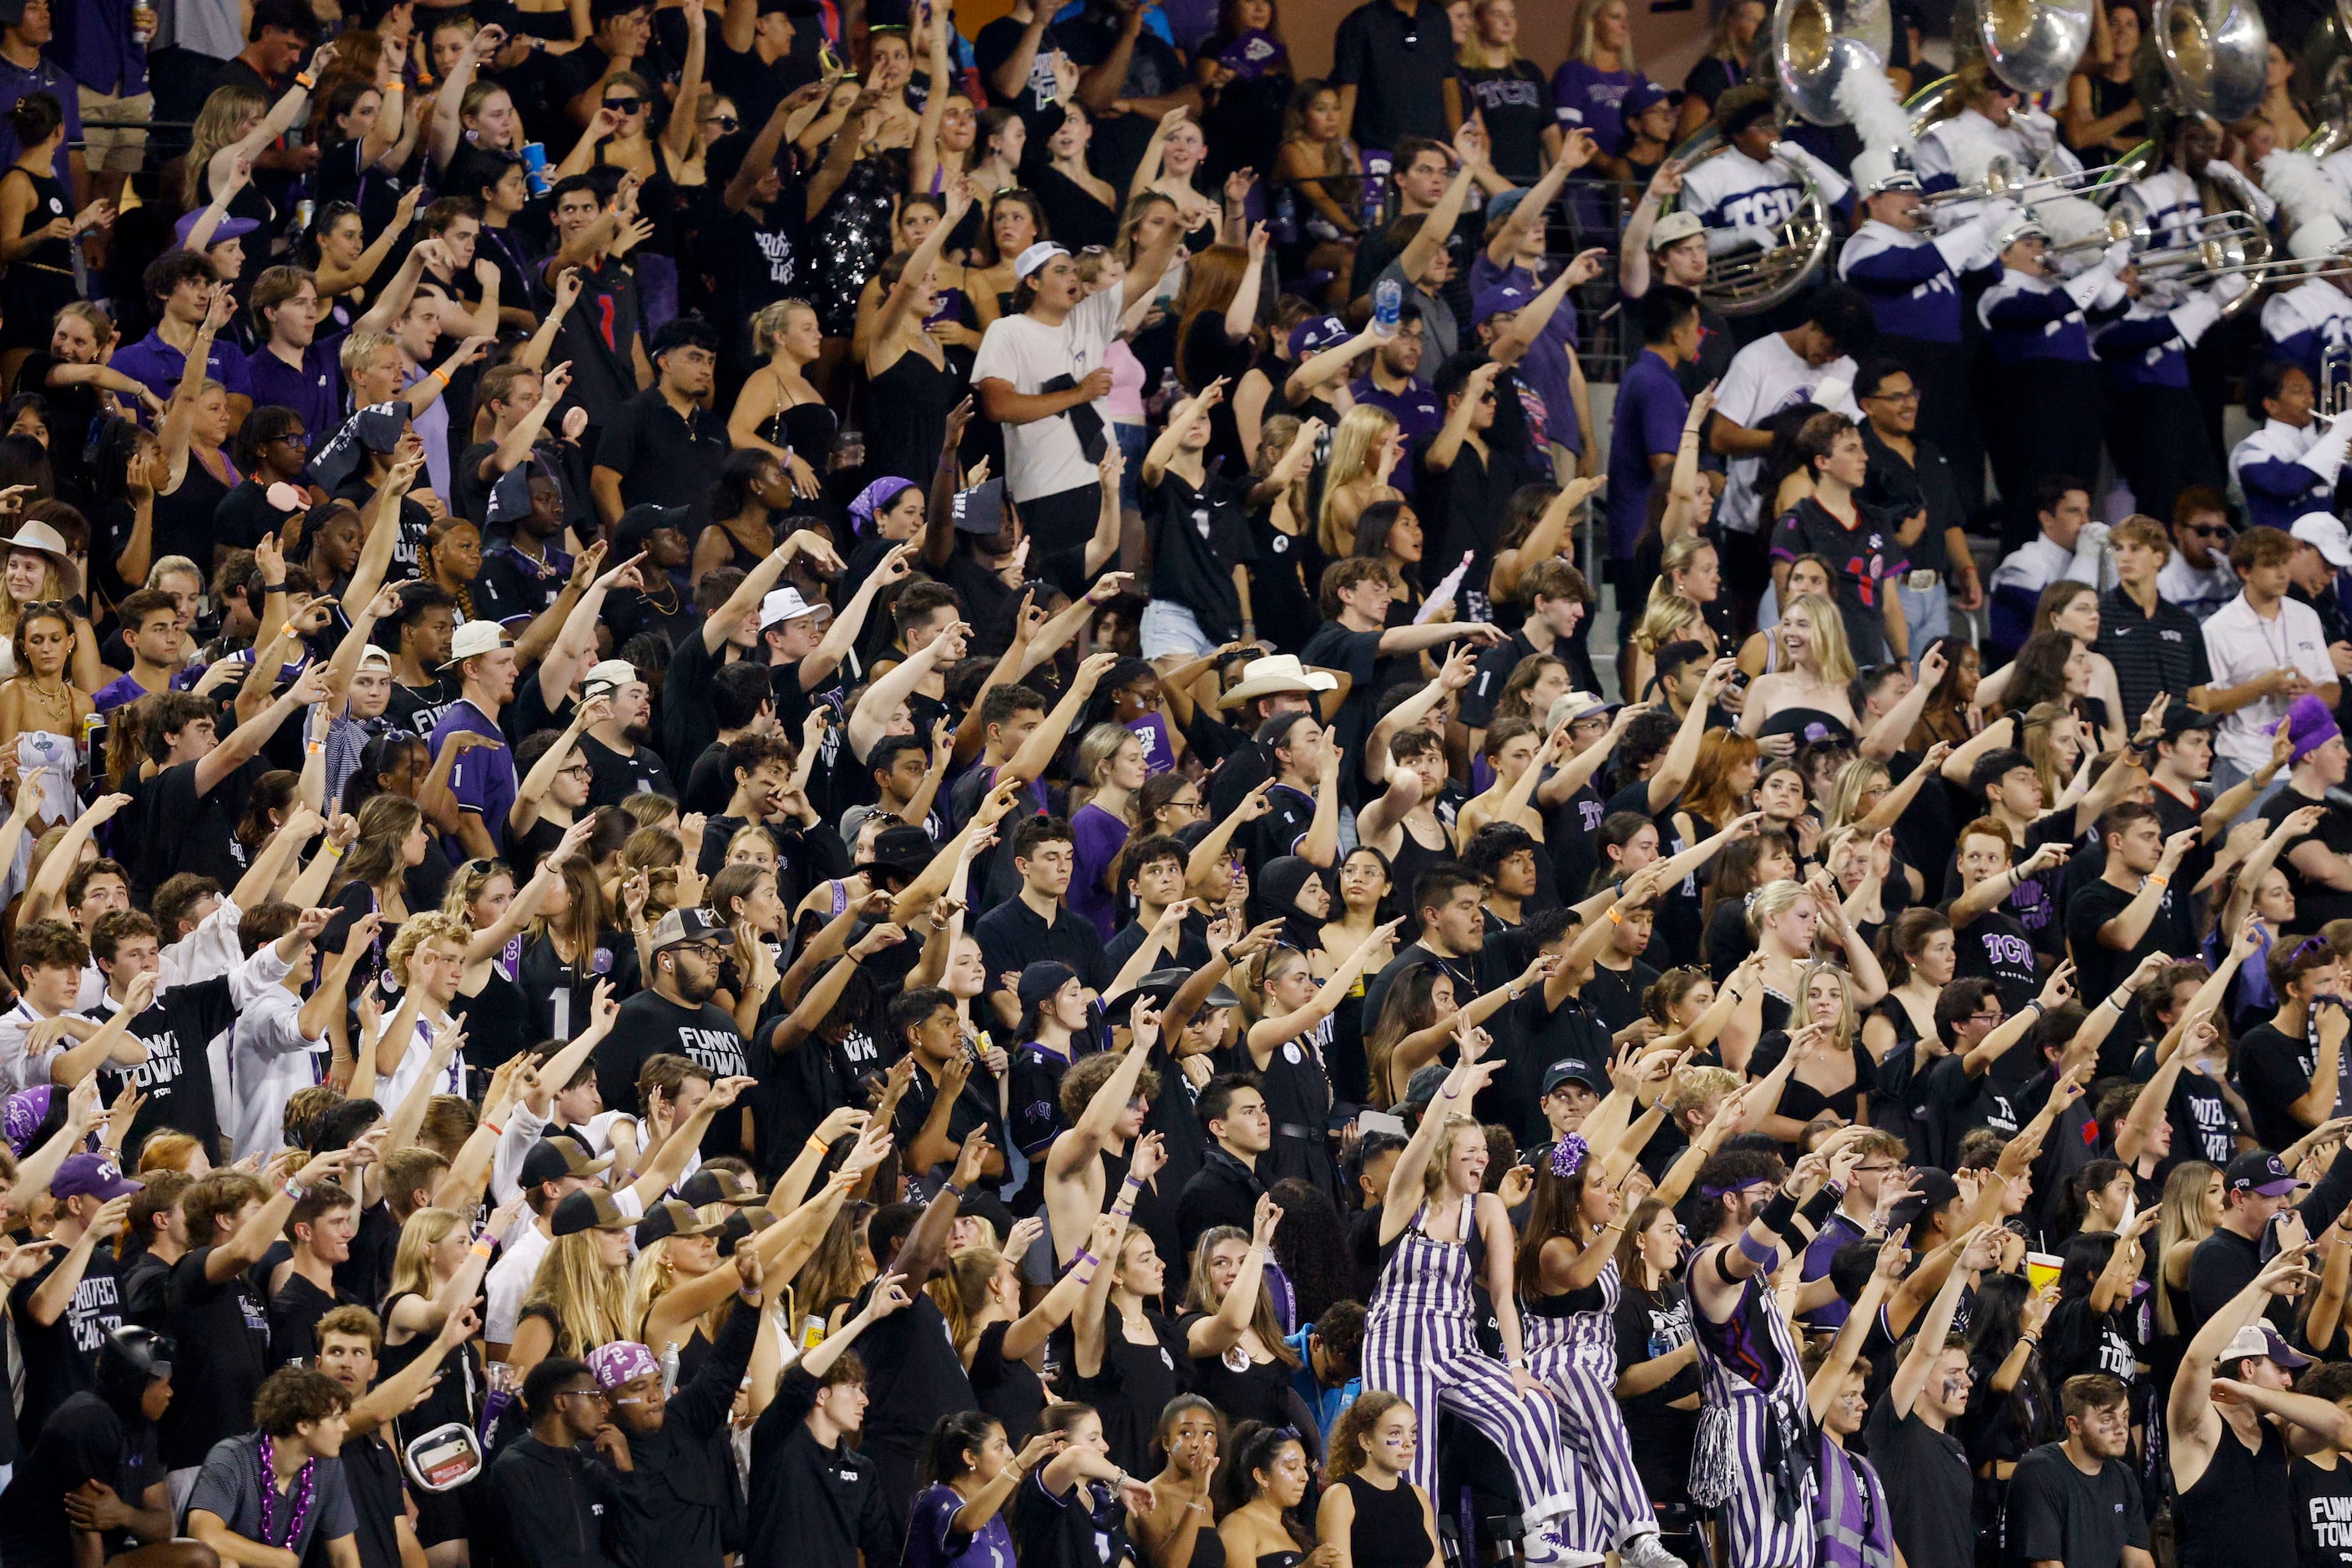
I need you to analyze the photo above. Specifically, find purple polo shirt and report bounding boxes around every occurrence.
[0,52,80,184]
[109,328,253,412]
[53,1,146,97]
[243,337,344,446]
[93,672,163,712]
[430,699,516,855]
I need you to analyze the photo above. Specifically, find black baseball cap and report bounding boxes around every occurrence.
[1542,1058,1602,1095]
[2227,1150,2299,1196]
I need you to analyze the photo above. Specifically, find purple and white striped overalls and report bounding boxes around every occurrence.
[1523,1256,1660,1548]
[1688,1250,1820,1568]
[1361,1197,1591,1550]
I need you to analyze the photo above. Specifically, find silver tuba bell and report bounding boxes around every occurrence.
[1670,0,1888,316]
[2154,0,2269,119]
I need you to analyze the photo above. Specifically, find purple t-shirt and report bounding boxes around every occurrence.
[1606,348,1688,559]
[1550,60,1651,159]
[903,1481,1018,1568]
[430,699,516,857]
[1129,713,1176,776]
[1070,800,1130,942]
[1469,253,1581,458]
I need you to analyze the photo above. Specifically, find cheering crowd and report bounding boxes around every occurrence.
[15,0,2352,1566]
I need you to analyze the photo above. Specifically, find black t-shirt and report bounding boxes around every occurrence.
[1947,904,2041,1014]
[89,974,240,1156]
[2006,1441,2148,1568]
[594,991,752,1159]
[1768,497,1902,665]
[2065,875,2175,1026]
[266,1271,354,1368]
[9,1246,123,1435]
[707,39,818,147]
[2293,1453,2352,1568]
[975,13,1082,132]
[1611,1278,1700,1503]
[594,390,729,514]
[2240,1020,2323,1151]
[1861,1395,1974,1568]
[214,477,303,554]
[2263,787,2352,935]
[158,1246,271,1469]
[134,756,257,903]
[577,731,676,810]
[1581,956,1659,1037]
[388,674,462,738]
[846,1272,976,1462]
[1143,468,1256,642]
[0,1393,161,1568]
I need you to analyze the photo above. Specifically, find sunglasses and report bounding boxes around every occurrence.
[604,96,647,114]
[2185,522,2230,538]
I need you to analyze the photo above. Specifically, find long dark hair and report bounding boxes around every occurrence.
[1213,1420,1314,1545]
[1515,1156,1602,1299]
[1268,1178,1351,1324]
[918,1411,1003,1485]
[1965,1270,2058,1447]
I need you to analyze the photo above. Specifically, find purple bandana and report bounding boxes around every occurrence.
[586,1340,662,1391]
[847,477,918,535]
[3,1085,53,1156]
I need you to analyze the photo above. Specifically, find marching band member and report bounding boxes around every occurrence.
[1914,60,2083,197]
[2258,217,2352,390]
[2229,359,2352,529]
[2093,268,2243,521]
[1679,86,1848,268]
[1977,214,2126,550]
[1838,146,2010,515]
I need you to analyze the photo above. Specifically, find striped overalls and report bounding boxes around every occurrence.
[1523,1257,1661,1548]
[1689,1249,1819,1568]
[1361,1198,1592,1554]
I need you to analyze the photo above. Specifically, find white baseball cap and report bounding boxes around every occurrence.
[1014,240,1071,280]
[2294,512,2352,569]
[582,659,637,699]
[441,620,508,669]
[761,587,822,628]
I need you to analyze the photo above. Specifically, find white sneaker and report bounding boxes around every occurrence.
[1616,1531,1684,1568]
[1519,1523,1607,1568]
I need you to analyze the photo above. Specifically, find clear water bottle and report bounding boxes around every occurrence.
[1147,367,1179,417]
[833,423,866,472]
[1373,277,1401,336]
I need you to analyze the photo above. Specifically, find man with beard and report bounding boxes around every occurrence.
[592,316,727,524]
[430,621,523,860]
[0,1326,187,1568]
[311,1303,481,1568]
[2003,1373,2152,1568]
[1347,307,1442,494]
[387,584,461,738]
[593,908,757,1159]
[574,660,675,807]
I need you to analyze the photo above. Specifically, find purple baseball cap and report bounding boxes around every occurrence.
[1287,315,1348,357]
[173,210,260,249]
[1473,283,1534,325]
[53,1153,142,1203]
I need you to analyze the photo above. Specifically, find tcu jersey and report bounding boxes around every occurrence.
[2230,417,2338,529]
[2120,168,2205,250]
[1839,220,1995,342]
[1914,105,2077,193]
[2261,276,2352,388]
[1978,271,2101,364]
[1677,147,1805,245]
[2092,293,2224,392]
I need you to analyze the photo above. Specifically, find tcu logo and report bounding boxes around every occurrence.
[1982,933,2034,969]
[1719,185,1800,234]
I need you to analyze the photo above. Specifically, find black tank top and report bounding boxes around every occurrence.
[2179,1414,2294,1568]
[1336,1473,1433,1568]
[1383,819,1454,945]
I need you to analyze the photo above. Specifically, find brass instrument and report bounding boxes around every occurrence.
[2155,0,2269,120]
[1669,0,1890,315]
[2324,341,2352,417]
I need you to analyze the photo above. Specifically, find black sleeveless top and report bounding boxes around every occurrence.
[2178,1414,2294,1568]
[1175,1311,1294,1429]
[1757,706,1855,747]
[1075,1305,1192,1476]
[864,347,962,486]
[1383,819,1454,946]
[1335,1473,1433,1568]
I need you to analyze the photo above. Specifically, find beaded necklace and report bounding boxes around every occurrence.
[255,1434,319,1550]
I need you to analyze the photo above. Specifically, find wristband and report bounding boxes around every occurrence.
[1073,1248,1098,1267]
[1073,1269,1096,1287]
[1124,1171,1144,1188]
[2147,873,2168,888]
[1606,907,1624,924]
[306,741,324,756]
[1757,1185,1801,1243]
[263,580,286,594]
[296,71,316,89]
[431,368,451,387]
[482,1120,503,1136]
[1735,1231,1780,1269]
[2105,992,2129,1011]
[283,1179,306,1201]
[1796,1180,1843,1234]
[943,1181,965,1199]
[324,843,344,859]
[470,1239,494,1258]
[806,1134,832,1156]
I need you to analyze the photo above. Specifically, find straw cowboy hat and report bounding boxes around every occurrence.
[1218,654,1338,710]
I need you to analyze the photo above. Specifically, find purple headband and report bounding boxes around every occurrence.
[1697,1176,1773,1200]
[585,1341,662,1392]
[1550,1134,1589,1180]
[3,1085,53,1156]
[847,477,918,535]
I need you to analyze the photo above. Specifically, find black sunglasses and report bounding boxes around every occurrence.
[604,96,646,114]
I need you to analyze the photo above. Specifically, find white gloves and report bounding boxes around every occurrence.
[2205,159,2279,221]
[2213,271,2253,306]
[2168,293,2221,348]
[2076,520,2112,556]
[1773,139,1852,206]
[2062,260,2117,309]
[2013,109,2060,155]
[2302,412,2352,483]
[1710,223,1780,255]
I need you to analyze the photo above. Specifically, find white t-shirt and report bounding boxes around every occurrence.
[2203,593,2337,772]
[1713,332,1859,536]
[971,285,1123,503]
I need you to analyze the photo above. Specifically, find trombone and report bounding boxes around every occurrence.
[2324,341,2352,418]
[1918,152,2120,205]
